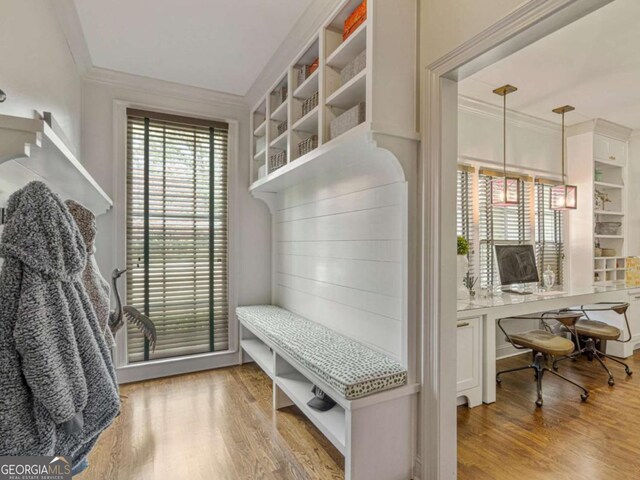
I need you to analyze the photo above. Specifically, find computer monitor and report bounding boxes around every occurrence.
[495,244,539,292]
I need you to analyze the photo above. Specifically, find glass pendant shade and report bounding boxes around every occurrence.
[550,184,577,210]
[491,175,520,206]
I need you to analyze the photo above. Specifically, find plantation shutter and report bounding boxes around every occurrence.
[478,173,532,289]
[535,181,564,285]
[457,166,474,276]
[126,109,229,363]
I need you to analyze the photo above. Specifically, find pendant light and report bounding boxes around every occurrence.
[491,84,520,206]
[550,105,578,210]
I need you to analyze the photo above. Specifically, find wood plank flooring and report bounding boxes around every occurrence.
[81,351,640,480]
[79,363,343,480]
[458,350,640,480]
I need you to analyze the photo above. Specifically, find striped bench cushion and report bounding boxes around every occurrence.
[237,305,407,400]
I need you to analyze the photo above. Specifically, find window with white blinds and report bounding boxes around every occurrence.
[478,174,532,289]
[457,168,474,275]
[126,109,229,363]
[535,182,564,285]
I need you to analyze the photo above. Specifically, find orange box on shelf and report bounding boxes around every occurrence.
[308,58,319,75]
[343,0,367,41]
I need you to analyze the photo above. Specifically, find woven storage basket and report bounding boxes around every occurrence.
[277,120,288,136]
[302,91,319,117]
[298,135,318,157]
[330,102,365,140]
[269,151,286,172]
[595,222,621,235]
[340,49,366,84]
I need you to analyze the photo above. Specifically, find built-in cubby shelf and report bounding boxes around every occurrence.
[270,131,288,150]
[568,120,632,287]
[292,106,319,134]
[326,21,367,69]
[241,338,274,378]
[326,70,366,108]
[249,0,417,186]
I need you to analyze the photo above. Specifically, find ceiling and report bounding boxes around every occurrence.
[459,0,640,129]
[72,0,314,96]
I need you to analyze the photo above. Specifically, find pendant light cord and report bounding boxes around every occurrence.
[561,111,566,181]
[503,94,507,175]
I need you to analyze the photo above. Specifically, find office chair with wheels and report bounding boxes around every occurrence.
[553,302,632,386]
[496,311,589,407]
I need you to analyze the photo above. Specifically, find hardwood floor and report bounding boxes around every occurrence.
[79,363,343,480]
[458,350,640,480]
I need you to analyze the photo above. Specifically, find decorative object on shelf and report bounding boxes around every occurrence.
[551,105,578,210]
[0,89,6,103]
[626,257,640,287]
[594,190,611,211]
[341,49,366,84]
[464,272,477,298]
[269,151,286,172]
[343,0,367,40]
[309,57,319,75]
[595,221,621,235]
[330,102,366,139]
[491,85,520,206]
[594,169,603,182]
[542,265,556,290]
[595,241,602,257]
[457,236,470,300]
[301,91,319,117]
[298,135,318,157]
[277,120,288,136]
[274,85,288,106]
[602,248,616,257]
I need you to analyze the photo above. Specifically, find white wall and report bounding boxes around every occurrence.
[628,132,640,257]
[273,157,408,364]
[81,69,272,336]
[0,0,82,153]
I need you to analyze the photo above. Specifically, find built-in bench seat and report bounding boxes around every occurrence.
[236,305,407,400]
[237,304,418,480]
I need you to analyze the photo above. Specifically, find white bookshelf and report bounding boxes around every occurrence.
[248,0,418,189]
[567,119,632,287]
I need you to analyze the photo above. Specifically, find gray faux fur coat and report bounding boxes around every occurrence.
[0,182,120,462]
[65,199,116,348]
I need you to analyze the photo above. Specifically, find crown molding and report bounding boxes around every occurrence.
[243,0,341,107]
[458,95,560,136]
[567,118,633,140]
[84,67,248,111]
[50,0,92,76]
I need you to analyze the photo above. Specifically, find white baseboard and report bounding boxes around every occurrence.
[116,350,240,384]
[496,344,531,360]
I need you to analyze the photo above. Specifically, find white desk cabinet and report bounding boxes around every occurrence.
[456,316,482,407]
[606,288,640,358]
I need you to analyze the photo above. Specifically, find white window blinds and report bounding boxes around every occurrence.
[126,109,229,363]
[457,168,474,276]
[535,182,564,285]
[478,173,532,289]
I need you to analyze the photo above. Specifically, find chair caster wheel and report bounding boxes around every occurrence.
[496,376,502,385]
[580,393,589,402]
[608,378,615,386]
[535,399,543,407]
[587,353,594,361]
[552,365,559,371]
[626,368,633,376]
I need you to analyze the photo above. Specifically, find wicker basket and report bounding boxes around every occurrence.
[330,102,366,140]
[269,151,286,172]
[298,135,318,157]
[340,49,366,84]
[602,248,616,257]
[302,91,319,117]
[277,120,288,136]
[595,222,621,235]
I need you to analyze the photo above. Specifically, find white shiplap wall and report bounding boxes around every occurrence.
[273,166,407,364]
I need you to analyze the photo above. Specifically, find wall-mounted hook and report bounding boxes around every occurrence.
[0,89,6,103]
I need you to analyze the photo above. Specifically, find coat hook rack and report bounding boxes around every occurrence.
[0,89,6,103]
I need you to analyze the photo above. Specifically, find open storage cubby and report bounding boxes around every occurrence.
[251,100,267,183]
[248,0,417,194]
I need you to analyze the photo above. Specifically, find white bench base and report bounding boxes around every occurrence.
[240,321,419,480]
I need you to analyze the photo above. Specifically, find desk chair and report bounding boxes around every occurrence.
[496,311,589,407]
[553,302,633,386]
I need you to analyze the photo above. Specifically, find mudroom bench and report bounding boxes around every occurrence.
[237,305,419,480]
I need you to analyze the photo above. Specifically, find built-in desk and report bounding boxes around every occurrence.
[457,284,640,407]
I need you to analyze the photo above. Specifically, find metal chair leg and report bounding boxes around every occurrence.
[599,352,633,376]
[552,351,582,371]
[496,365,535,384]
[593,352,615,386]
[535,367,544,407]
[542,368,589,402]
